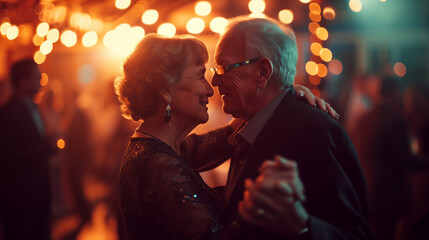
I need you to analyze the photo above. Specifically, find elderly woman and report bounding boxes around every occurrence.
[116,33,335,239]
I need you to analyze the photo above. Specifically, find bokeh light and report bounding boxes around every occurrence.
[349,0,362,12]
[6,25,19,40]
[33,50,46,64]
[316,27,329,41]
[311,88,321,97]
[33,34,44,46]
[157,23,176,37]
[187,18,205,34]
[47,29,60,43]
[308,22,320,34]
[40,73,49,86]
[309,3,321,14]
[323,7,336,20]
[328,59,343,75]
[317,63,328,77]
[61,30,77,47]
[142,9,159,25]
[0,22,11,35]
[210,17,228,34]
[305,61,318,76]
[248,0,266,14]
[195,1,211,16]
[278,10,294,24]
[309,75,321,85]
[40,40,53,55]
[320,48,333,62]
[394,62,406,77]
[310,42,322,56]
[36,22,49,37]
[309,11,321,23]
[82,31,98,47]
[57,139,65,149]
[115,0,131,10]
[299,0,311,3]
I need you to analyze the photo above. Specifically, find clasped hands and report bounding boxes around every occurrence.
[239,155,309,238]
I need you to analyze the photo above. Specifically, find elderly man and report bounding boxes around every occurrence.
[210,17,373,239]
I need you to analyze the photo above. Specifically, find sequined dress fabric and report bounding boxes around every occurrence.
[119,135,227,240]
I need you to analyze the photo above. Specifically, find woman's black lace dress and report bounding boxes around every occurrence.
[119,127,234,239]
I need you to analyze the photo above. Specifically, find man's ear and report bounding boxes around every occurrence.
[256,57,273,89]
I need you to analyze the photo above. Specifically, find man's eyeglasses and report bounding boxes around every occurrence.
[209,58,261,77]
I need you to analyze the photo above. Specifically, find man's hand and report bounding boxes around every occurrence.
[239,155,309,238]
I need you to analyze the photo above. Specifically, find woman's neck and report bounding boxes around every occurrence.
[135,118,195,155]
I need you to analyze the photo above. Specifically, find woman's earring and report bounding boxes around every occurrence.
[164,103,171,123]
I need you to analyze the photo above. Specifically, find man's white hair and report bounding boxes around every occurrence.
[222,16,298,88]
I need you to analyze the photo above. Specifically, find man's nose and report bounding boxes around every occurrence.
[211,74,222,87]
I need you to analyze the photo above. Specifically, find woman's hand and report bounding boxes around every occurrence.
[294,84,340,119]
[239,155,309,238]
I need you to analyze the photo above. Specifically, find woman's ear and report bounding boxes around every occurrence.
[256,57,273,89]
[158,86,172,104]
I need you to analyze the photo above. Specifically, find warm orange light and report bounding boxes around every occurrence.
[57,139,65,149]
[317,63,328,78]
[47,29,60,43]
[36,22,49,37]
[6,25,19,40]
[323,7,336,20]
[305,61,318,76]
[33,51,46,64]
[115,0,131,10]
[187,18,205,34]
[210,17,228,34]
[311,88,321,97]
[328,59,343,75]
[0,22,11,35]
[142,9,159,25]
[40,73,49,86]
[309,3,321,14]
[249,0,266,14]
[33,34,44,46]
[278,10,294,24]
[309,75,321,85]
[195,1,212,16]
[308,22,320,34]
[299,0,311,3]
[316,27,328,41]
[82,31,98,47]
[309,11,321,22]
[157,23,176,37]
[394,62,406,77]
[40,40,53,55]
[61,30,77,47]
[349,0,362,12]
[310,42,322,56]
[320,48,333,62]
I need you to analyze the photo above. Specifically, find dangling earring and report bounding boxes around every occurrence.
[164,103,171,123]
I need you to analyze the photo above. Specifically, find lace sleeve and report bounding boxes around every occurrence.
[181,126,234,172]
[149,152,224,239]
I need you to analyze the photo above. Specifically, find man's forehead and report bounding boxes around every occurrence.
[215,34,246,62]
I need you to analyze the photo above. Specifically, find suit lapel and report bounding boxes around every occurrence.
[224,88,299,205]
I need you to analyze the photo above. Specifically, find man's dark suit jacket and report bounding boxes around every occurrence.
[223,88,374,239]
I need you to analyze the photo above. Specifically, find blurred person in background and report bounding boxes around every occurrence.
[402,83,429,240]
[353,76,428,240]
[0,59,55,240]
